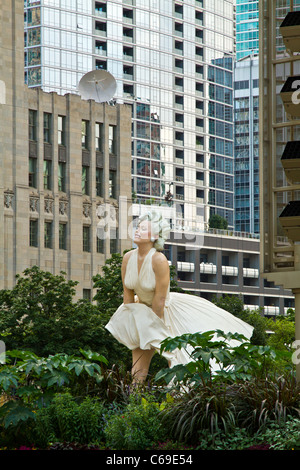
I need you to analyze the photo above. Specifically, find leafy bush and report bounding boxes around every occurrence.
[156,329,282,387]
[159,373,300,445]
[155,330,299,445]
[195,416,300,450]
[92,253,125,316]
[266,316,295,351]
[256,417,300,450]
[104,394,171,450]
[231,373,300,432]
[0,349,108,447]
[160,382,237,444]
[32,393,107,448]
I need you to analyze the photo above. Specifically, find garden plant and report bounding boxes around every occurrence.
[0,261,299,450]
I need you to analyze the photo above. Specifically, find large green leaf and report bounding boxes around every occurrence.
[0,401,36,428]
[0,370,18,391]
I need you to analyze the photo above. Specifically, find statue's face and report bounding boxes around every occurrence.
[134,219,157,245]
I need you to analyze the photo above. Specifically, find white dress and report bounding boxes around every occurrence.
[105,248,254,368]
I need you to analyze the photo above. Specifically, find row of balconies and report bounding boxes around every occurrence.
[174,262,292,315]
[177,261,259,278]
[243,305,289,315]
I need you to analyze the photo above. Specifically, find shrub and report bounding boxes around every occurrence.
[104,394,170,450]
[159,373,300,445]
[0,349,108,448]
[156,330,299,445]
[231,373,300,432]
[258,417,300,450]
[32,393,107,448]
[156,329,282,387]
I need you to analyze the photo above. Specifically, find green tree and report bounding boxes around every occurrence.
[209,214,228,230]
[92,252,127,318]
[0,266,108,358]
[265,316,295,351]
[212,294,244,317]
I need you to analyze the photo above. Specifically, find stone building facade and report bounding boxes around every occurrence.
[0,0,132,298]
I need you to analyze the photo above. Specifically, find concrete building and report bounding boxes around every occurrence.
[164,230,294,316]
[0,0,132,298]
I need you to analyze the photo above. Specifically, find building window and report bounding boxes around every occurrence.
[95,122,103,151]
[59,223,67,250]
[96,59,107,70]
[82,166,89,195]
[82,120,89,149]
[58,115,66,146]
[96,235,105,254]
[83,226,90,252]
[109,170,116,198]
[95,21,107,34]
[110,228,118,254]
[29,157,37,187]
[123,8,133,21]
[44,221,52,249]
[29,219,38,247]
[96,167,103,197]
[44,112,52,143]
[123,45,134,60]
[95,40,107,54]
[43,160,52,190]
[82,289,91,300]
[109,125,117,154]
[29,110,37,141]
[58,162,66,192]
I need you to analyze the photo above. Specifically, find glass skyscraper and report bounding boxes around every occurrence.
[234,55,259,234]
[236,0,259,60]
[24,0,236,230]
[234,1,259,233]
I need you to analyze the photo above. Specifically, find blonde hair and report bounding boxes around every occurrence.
[138,210,170,251]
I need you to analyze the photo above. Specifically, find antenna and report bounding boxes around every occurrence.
[77,70,117,103]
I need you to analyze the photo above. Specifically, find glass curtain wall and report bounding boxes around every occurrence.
[236,0,259,60]
[24,0,235,229]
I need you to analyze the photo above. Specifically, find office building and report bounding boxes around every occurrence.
[236,0,259,60]
[234,54,259,234]
[1,0,132,297]
[24,0,236,230]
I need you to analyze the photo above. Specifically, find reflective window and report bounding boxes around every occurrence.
[136,103,150,121]
[136,122,150,139]
[137,159,150,176]
[137,177,150,195]
[136,140,150,157]
[43,112,52,143]
[27,7,41,26]
[28,67,41,86]
[151,143,160,160]
[28,27,41,46]
[28,47,41,66]
[151,179,160,196]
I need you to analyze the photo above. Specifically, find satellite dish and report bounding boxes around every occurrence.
[77,70,117,103]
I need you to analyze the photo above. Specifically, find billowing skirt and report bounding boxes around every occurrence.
[105,292,254,367]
